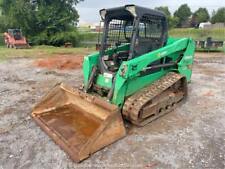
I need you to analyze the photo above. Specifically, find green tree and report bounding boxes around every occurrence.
[0,0,14,15]
[0,0,83,46]
[0,0,2,15]
[169,16,179,29]
[174,4,192,28]
[191,8,210,27]
[155,6,175,29]
[0,0,14,32]
[211,7,225,23]
[155,6,171,19]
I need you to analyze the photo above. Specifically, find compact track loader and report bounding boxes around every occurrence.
[32,5,195,162]
[4,29,29,49]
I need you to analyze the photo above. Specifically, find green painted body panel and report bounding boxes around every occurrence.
[96,74,113,88]
[83,52,99,88]
[125,71,165,96]
[82,37,195,107]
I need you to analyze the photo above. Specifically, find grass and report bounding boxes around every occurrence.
[169,28,225,41]
[0,45,95,61]
[169,28,225,52]
[78,27,225,41]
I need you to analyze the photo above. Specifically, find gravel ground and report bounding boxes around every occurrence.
[0,53,225,169]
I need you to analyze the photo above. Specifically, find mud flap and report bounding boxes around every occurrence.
[31,83,126,162]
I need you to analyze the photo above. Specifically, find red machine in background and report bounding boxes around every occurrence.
[4,29,29,49]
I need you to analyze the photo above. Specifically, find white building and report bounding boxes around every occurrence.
[199,22,212,29]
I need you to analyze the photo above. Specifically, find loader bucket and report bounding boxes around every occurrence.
[31,83,126,162]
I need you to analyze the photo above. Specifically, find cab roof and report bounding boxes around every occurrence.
[100,5,166,20]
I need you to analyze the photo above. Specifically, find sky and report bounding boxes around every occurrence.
[76,0,225,25]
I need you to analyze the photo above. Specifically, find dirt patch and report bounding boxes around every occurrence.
[34,54,84,70]
[203,90,215,97]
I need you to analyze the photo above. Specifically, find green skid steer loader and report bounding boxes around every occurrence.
[32,5,195,162]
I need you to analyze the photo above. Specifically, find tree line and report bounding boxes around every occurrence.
[155,4,225,28]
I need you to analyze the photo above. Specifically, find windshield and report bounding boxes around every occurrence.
[138,16,163,39]
[104,19,134,49]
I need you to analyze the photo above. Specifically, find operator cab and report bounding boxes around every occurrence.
[8,29,23,40]
[98,5,167,73]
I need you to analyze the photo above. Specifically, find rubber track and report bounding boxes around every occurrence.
[122,72,187,126]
